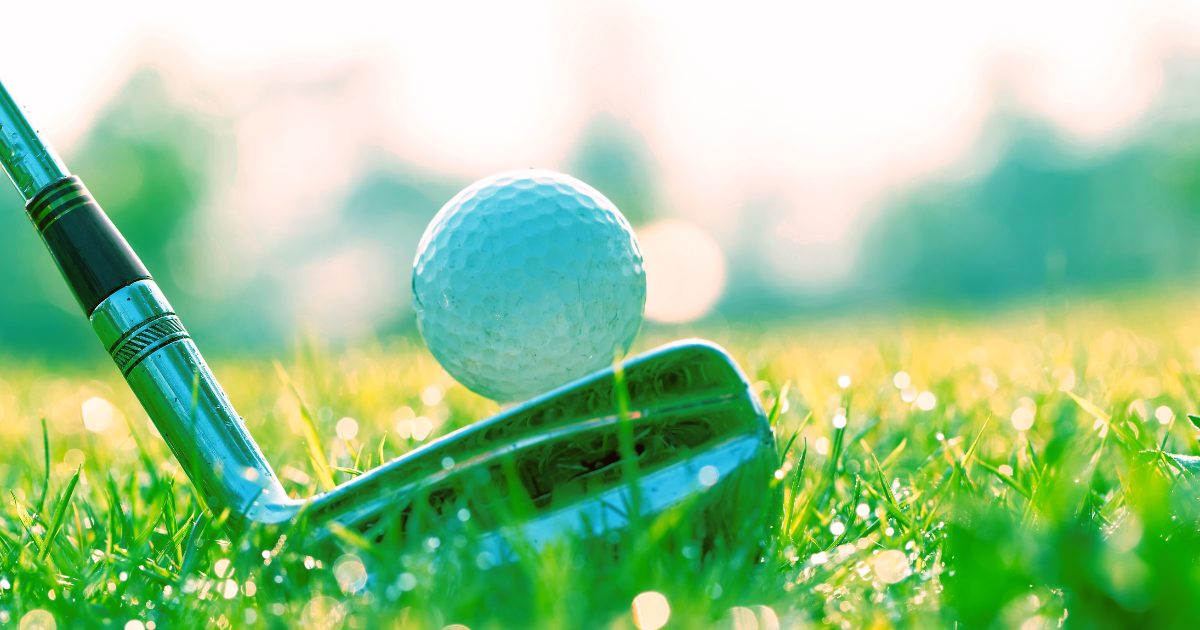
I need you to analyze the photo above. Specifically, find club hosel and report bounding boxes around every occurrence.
[22,177,296,527]
[89,279,299,527]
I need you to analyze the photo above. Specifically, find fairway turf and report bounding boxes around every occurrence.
[3,299,1200,627]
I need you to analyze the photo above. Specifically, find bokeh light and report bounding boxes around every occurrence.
[638,219,727,323]
[631,591,671,630]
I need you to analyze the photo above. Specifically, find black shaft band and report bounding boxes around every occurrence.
[26,176,152,315]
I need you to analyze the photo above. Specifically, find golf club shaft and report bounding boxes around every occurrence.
[0,83,68,200]
[0,80,292,526]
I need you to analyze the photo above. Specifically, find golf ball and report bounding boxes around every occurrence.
[412,169,646,402]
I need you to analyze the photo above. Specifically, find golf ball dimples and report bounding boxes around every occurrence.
[413,170,646,402]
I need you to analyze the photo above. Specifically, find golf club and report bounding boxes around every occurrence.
[0,78,776,551]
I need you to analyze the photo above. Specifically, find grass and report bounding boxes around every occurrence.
[3,298,1200,627]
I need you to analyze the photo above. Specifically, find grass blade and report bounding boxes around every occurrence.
[275,361,337,491]
[39,466,81,562]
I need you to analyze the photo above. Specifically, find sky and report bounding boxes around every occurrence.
[2,0,1199,326]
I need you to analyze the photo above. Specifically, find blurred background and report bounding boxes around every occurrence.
[2,0,1200,359]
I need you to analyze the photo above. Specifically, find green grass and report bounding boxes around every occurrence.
[4,299,1200,628]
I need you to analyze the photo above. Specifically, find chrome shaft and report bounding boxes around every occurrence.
[0,81,68,201]
[90,281,298,525]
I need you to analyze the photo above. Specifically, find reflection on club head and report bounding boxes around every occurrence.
[295,340,777,557]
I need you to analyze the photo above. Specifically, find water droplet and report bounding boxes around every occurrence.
[698,465,720,487]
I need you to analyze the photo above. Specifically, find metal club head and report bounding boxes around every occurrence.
[292,339,777,555]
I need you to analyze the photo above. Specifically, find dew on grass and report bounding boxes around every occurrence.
[1054,367,1077,391]
[63,449,85,468]
[244,581,257,597]
[1011,398,1036,431]
[999,464,1014,476]
[837,375,851,389]
[855,561,871,578]
[21,609,56,630]
[698,465,720,487]
[281,466,311,485]
[832,411,847,429]
[457,508,471,522]
[333,554,368,594]
[815,437,830,456]
[901,386,918,403]
[82,396,115,433]
[412,417,434,441]
[442,456,455,470]
[631,591,671,630]
[301,596,345,629]
[893,371,912,389]
[727,607,757,630]
[421,385,444,407]
[397,572,418,591]
[1155,405,1174,425]
[221,580,238,599]
[856,503,871,519]
[916,392,937,411]
[874,549,911,584]
[213,559,233,578]
[1109,516,1143,553]
[830,521,846,536]
[335,417,359,440]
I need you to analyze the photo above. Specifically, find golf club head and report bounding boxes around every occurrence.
[294,339,778,558]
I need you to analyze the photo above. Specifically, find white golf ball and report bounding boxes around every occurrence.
[412,169,646,402]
